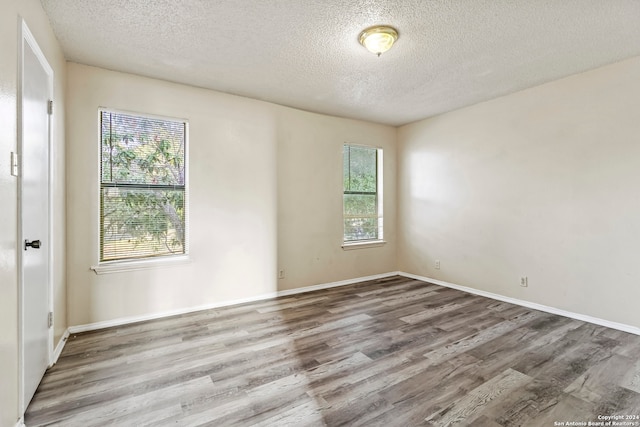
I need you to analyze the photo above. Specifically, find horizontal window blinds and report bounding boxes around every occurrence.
[100,110,187,261]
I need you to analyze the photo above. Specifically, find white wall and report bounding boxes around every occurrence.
[398,56,640,329]
[66,63,396,326]
[276,109,396,290]
[0,0,66,425]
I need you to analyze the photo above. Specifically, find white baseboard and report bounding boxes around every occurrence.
[400,272,640,336]
[66,270,639,337]
[15,418,25,427]
[276,271,401,297]
[68,271,401,334]
[50,329,70,366]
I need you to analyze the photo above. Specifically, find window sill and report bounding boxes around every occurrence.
[342,240,387,250]
[90,255,190,275]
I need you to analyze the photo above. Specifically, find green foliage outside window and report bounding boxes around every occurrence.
[100,111,186,261]
[343,145,379,241]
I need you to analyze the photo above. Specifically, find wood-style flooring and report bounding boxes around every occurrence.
[25,276,640,426]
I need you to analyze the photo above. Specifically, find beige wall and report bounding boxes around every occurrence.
[276,108,396,290]
[65,63,396,326]
[0,0,66,425]
[398,56,640,328]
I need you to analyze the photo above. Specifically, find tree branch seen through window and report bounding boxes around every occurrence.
[100,110,187,262]
[343,144,382,242]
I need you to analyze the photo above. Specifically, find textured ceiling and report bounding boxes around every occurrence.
[41,0,640,126]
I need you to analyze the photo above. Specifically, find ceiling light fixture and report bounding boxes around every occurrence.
[359,25,399,57]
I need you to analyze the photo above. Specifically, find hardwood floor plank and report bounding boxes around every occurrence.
[246,352,372,399]
[518,393,595,427]
[622,359,640,394]
[25,276,640,426]
[422,310,542,363]
[32,376,212,427]
[466,415,505,427]
[565,354,635,403]
[248,397,326,427]
[595,385,640,420]
[256,295,331,313]
[399,299,478,324]
[490,379,568,427]
[366,357,487,426]
[425,368,532,426]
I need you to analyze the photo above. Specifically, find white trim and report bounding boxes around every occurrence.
[342,143,384,244]
[17,18,25,417]
[46,51,55,374]
[95,108,189,269]
[97,106,189,124]
[51,329,70,366]
[277,271,401,297]
[69,271,400,334]
[400,272,640,336]
[342,240,387,250]
[377,148,384,240]
[67,270,640,338]
[91,255,191,275]
[15,419,25,427]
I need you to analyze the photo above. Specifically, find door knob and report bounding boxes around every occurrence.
[24,239,41,250]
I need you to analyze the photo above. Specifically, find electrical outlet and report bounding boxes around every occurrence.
[435,260,441,270]
[520,276,528,287]
[278,269,285,279]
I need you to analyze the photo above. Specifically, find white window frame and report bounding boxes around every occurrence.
[342,143,385,250]
[91,108,190,274]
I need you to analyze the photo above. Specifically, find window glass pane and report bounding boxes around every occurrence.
[343,143,381,243]
[101,187,185,261]
[101,111,185,186]
[100,110,187,262]
[344,194,378,241]
[344,145,376,193]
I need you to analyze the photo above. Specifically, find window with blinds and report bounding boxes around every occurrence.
[100,110,187,262]
[343,144,383,242]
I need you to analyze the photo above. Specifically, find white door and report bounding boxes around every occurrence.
[20,22,53,411]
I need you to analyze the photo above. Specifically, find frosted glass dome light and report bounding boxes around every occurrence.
[359,26,398,56]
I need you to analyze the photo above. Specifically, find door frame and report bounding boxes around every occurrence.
[17,17,55,414]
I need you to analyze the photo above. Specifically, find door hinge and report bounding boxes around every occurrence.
[47,100,53,115]
[10,152,19,177]
[48,312,53,328]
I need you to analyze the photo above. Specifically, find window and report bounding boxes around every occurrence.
[100,110,187,262]
[343,144,383,243]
